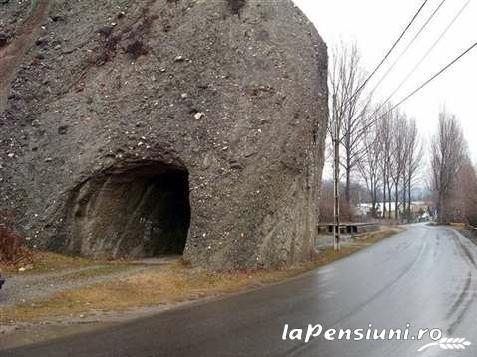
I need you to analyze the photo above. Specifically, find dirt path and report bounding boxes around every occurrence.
[1,265,138,307]
[0,0,50,112]
[0,257,178,308]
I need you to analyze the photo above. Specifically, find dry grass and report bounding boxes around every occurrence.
[315,227,404,265]
[0,260,314,324]
[0,227,403,324]
[0,251,99,275]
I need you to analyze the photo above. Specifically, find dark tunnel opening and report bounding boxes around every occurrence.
[65,163,191,259]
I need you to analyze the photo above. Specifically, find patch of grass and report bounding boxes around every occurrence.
[54,265,128,282]
[0,261,314,323]
[315,227,404,265]
[0,251,99,275]
[0,261,313,323]
[0,228,403,324]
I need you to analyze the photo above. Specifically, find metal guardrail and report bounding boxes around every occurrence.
[317,223,381,235]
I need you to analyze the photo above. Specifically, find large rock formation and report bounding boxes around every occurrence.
[0,0,328,269]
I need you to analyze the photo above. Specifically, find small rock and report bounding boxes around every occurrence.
[124,40,148,59]
[97,26,113,37]
[230,161,243,170]
[35,37,48,47]
[0,32,8,47]
[174,55,184,62]
[194,112,205,120]
[58,125,68,135]
[50,15,65,22]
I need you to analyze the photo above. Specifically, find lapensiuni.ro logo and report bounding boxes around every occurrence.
[282,323,472,352]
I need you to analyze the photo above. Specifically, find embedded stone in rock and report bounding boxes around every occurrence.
[35,37,48,47]
[124,40,148,59]
[58,125,68,135]
[0,32,8,47]
[97,26,113,37]
[227,0,246,15]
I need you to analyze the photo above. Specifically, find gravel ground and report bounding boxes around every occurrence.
[0,257,178,308]
[314,234,355,250]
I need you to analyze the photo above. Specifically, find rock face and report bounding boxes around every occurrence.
[0,0,328,269]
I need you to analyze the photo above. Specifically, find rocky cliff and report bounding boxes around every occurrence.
[0,0,328,269]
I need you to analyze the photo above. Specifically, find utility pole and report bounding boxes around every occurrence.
[332,94,341,251]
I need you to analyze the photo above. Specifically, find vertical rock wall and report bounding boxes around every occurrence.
[0,0,328,269]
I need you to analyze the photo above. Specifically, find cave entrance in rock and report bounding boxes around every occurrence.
[69,162,191,259]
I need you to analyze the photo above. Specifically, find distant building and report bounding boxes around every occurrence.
[355,201,433,221]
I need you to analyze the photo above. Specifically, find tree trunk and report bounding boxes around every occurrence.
[394,179,399,220]
[382,171,386,219]
[388,182,393,219]
[345,167,351,210]
[407,176,412,221]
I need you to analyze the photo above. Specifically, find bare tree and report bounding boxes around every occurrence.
[389,110,408,220]
[328,42,371,232]
[402,118,422,220]
[328,42,366,248]
[357,111,382,218]
[363,106,422,222]
[430,110,467,223]
[376,107,394,219]
[445,157,477,225]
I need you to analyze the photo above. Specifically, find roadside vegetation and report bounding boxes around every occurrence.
[0,227,402,325]
[0,250,100,275]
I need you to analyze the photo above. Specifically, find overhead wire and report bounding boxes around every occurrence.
[378,0,471,111]
[369,0,448,94]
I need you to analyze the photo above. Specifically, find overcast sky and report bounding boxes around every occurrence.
[293,0,477,162]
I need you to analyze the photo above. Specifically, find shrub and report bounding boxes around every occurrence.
[0,225,23,263]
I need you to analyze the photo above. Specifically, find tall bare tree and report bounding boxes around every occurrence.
[357,110,382,217]
[430,110,467,223]
[402,118,422,220]
[376,107,394,219]
[328,42,371,221]
[446,157,477,224]
[389,110,408,220]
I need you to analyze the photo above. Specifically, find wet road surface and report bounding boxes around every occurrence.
[3,224,477,356]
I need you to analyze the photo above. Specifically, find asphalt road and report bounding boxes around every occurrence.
[3,224,477,357]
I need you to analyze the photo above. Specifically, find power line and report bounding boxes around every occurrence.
[348,0,472,141]
[387,40,477,114]
[335,0,432,142]
[359,40,477,135]
[379,0,471,110]
[369,0,448,94]
[350,0,430,101]
[330,1,430,250]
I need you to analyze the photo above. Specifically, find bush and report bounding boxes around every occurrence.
[0,211,24,263]
[0,225,23,262]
